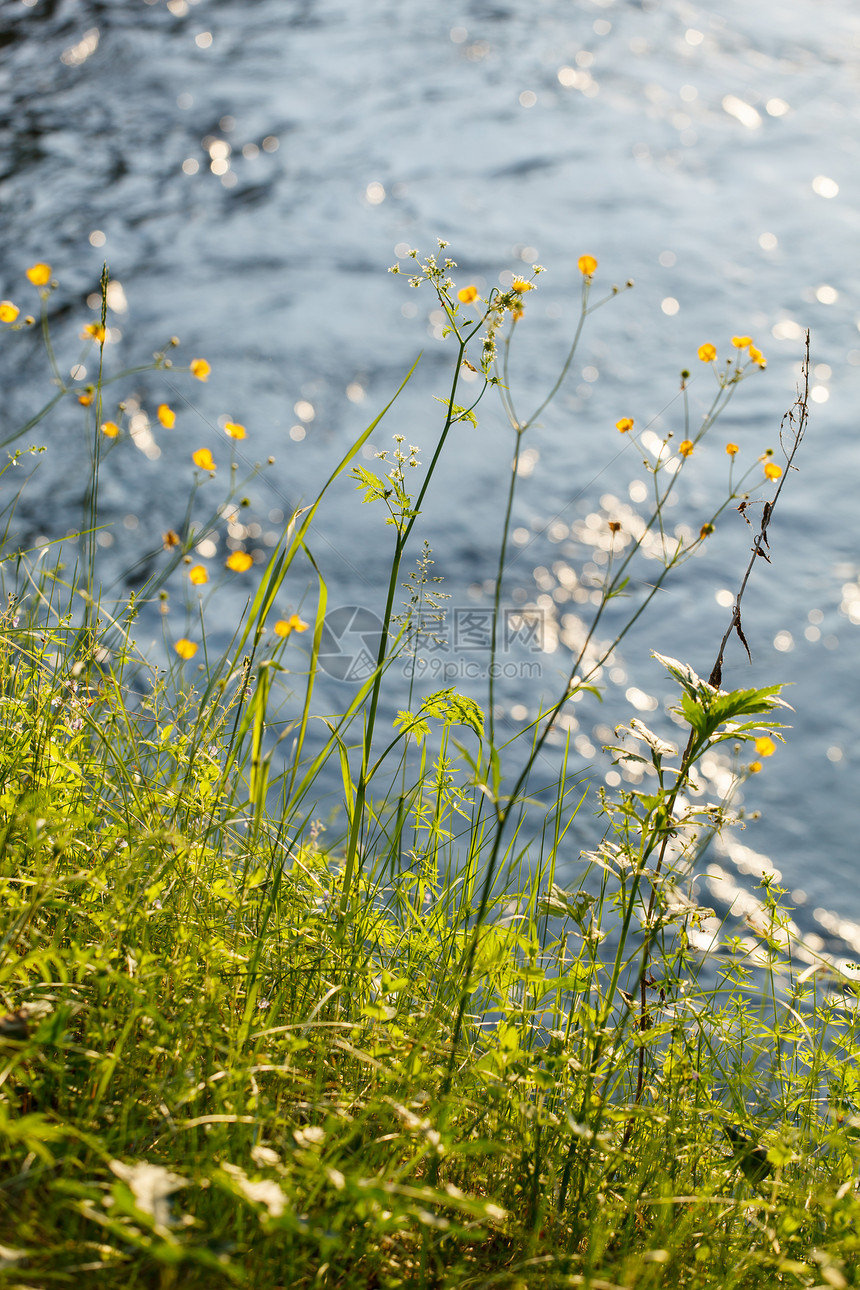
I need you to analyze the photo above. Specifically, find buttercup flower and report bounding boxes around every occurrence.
[226,551,253,572]
[578,255,598,277]
[274,614,310,637]
[175,638,198,660]
[764,462,782,481]
[224,421,247,440]
[77,391,94,407]
[726,443,739,456]
[100,421,120,438]
[754,736,776,758]
[457,285,478,304]
[616,417,634,434]
[748,761,762,774]
[190,358,211,381]
[0,301,19,323]
[731,335,752,349]
[679,439,694,457]
[81,322,106,343]
[189,564,208,585]
[749,345,767,368]
[192,448,216,471]
[511,277,535,293]
[26,262,51,286]
[697,343,716,362]
[157,403,176,429]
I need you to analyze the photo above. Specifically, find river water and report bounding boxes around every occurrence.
[1,0,858,958]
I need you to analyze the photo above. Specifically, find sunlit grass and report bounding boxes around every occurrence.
[0,251,855,1290]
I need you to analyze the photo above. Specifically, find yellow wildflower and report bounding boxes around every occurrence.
[81,322,106,343]
[699,523,715,540]
[162,530,181,550]
[190,358,211,381]
[0,301,19,323]
[175,638,197,660]
[726,443,739,456]
[764,462,782,481]
[748,761,762,774]
[189,564,209,585]
[226,551,253,572]
[157,403,176,429]
[678,439,694,457]
[457,285,478,304]
[731,335,752,349]
[616,417,634,434]
[749,345,767,368]
[77,391,94,407]
[577,254,598,277]
[224,421,247,439]
[26,262,51,286]
[192,448,216,471]
[100,421,120,438]
[511,277,535,293]
[274,614,310,637]
[697,343,716,362]
[754,736,776,758]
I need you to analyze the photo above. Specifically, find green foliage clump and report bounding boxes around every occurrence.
[1,249,857,1290]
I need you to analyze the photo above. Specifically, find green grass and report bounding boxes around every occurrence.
[0,250,858,1289]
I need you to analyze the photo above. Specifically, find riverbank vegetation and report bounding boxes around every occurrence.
[2,251,858,1289]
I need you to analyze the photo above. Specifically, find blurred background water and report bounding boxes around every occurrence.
[1,0,858,956]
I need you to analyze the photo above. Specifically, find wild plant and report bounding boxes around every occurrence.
[0,250,856,1290]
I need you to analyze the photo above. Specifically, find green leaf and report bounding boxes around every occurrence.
[419,688,485,738]
[350,465,391,504]
[394,710,431,742]
[433,396,478,427]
